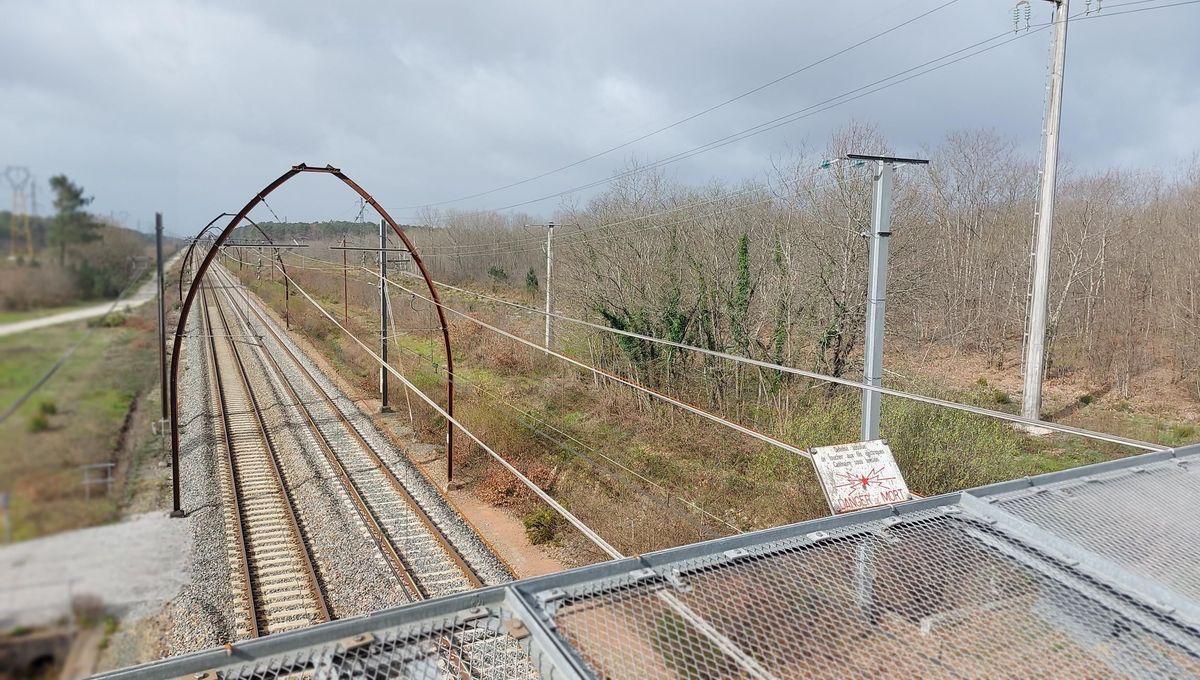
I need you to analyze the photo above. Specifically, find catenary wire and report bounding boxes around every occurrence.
[365,266,1165,453]
[276,252,832,470]
[266,264,625,558]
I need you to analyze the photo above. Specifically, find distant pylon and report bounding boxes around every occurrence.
[4,166,34,261]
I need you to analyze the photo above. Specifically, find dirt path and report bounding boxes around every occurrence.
[0,253,182,338]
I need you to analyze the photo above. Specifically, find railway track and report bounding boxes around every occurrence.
[209,266,482,600]
[205,265,540,674]
[200,281,332,638]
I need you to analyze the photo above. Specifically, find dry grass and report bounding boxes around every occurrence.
[231,260,1200,566]
[0,265,77,310]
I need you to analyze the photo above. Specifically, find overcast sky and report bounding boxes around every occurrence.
[1,0,1197,235]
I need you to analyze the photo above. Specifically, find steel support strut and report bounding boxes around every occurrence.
[169,165,454,517]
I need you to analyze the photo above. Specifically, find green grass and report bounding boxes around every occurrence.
[0,317,155,541]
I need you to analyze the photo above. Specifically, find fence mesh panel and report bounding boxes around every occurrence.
[551,508,1200,679]
[90,447,1200,680]
[202,605,543,680]
[992,455,1200,601]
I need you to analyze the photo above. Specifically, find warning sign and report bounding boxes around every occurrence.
[811,439,910,514]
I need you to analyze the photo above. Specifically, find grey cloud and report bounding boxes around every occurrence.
[0,0,1196,234]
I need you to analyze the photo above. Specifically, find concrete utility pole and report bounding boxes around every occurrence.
[850,154,929,441]
[1022,0,1070,421]
[379,220,391,413]
[544,221,555,349]
[155,213,169,422]
[342,236,349,323]
[525,221,558,348]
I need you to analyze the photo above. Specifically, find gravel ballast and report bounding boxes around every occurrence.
[224,269,512,586]
[160,269,511,656]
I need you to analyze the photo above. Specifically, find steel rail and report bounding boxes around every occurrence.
[203,279,333,634]
[198,282,259,638]
[279,267,623,559]
[213,265,483,597]
[207,269,425,600]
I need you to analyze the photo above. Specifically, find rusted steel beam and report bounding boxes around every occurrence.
[169,164,454,517]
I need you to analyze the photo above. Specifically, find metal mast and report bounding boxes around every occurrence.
[849,153,929,442]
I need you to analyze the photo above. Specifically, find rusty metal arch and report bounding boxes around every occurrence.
[177,214,224,299]
[169,164,454,517]
[180,213,289,299]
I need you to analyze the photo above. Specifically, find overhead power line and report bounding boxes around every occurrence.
[402,25,1047,221]
[421,162,856,256]
[401,0,1195,220]
[387,336,743,533]
[374,275,838,464]
[394,0,964,211]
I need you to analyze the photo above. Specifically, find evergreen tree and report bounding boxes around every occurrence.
[48,175,100,265]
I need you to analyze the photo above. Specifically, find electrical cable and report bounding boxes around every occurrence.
[273,265,624,558]
[407,24,1048,219]
[237,252,748,532]
[394,0,964,211]
[375,274,822,460]
[415,172,857,259]
[366,267,1165,452]
[0,263,153,425]
[401,0,1197,220]
[421,160,855,254]
[385,337,743,533]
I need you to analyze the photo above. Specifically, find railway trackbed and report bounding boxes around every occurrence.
[201,264,504,645]
[210,266,483,600]
[200,281,332,637]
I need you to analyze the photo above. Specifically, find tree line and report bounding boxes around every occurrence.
[407,122,1200,408]
[1,175,152,310]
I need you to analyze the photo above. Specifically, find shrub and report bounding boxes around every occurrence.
[486,265,508,284]
[523,508,560,544]
[525,268,539,291]
[71,594,106,628]
[38,399,58,416]
[28,412,50,433]
[1077,393,1094,406]
[993,389,1011,405]
[102,312,127,327]
[88,312,126,328]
